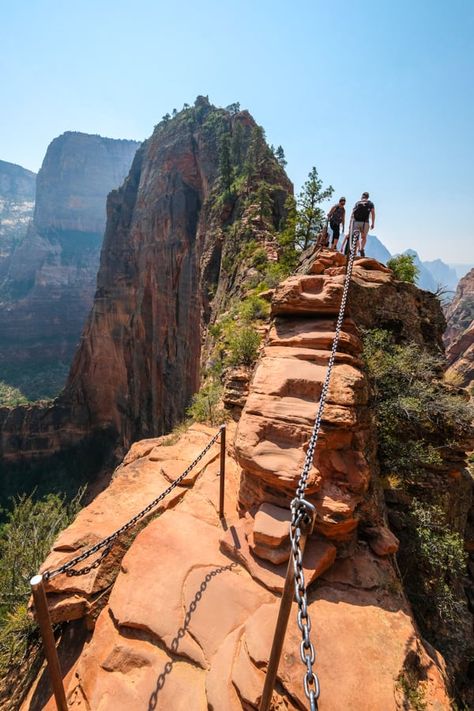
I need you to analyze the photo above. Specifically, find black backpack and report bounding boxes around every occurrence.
[353,200,372,222]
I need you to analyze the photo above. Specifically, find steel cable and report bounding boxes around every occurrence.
[43,429,222,580]
[290,234,359,710]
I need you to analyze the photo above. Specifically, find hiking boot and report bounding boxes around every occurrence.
[359,249,365,257]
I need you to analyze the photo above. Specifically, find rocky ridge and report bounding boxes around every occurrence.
[444,267,474,389]
[0,133,139,398]
[23,251,454,711]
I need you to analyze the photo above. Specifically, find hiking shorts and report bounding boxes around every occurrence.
[329,220,340,243]
[352,221,369,238]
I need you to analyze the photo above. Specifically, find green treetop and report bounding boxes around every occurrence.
[387,254,420,284]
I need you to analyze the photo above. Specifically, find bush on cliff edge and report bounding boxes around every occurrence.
[0,490,83,697]
[362,327,473,692]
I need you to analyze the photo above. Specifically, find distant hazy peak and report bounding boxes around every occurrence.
[0,159,36,201]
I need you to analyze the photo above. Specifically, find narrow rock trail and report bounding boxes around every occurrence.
[24,251,451,710]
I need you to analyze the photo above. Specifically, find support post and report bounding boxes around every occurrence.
[30,574,68,711]
[259,513,314,711]
[219,424,226,519]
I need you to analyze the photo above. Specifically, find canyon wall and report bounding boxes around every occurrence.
[444,267,474,389]
[0,100,291,484]
[0,159,35,278]
[0,133,139,399]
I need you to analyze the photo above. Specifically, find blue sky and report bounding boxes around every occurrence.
[1,0,473,261]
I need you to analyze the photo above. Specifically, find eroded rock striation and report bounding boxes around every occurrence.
[0,100,291,474]
[0,133,139,395]
[444,267,474,389]
[24,251,455,711]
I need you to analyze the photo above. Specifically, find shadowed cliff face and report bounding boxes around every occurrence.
[0,99,291,473]
[0,133,139,398]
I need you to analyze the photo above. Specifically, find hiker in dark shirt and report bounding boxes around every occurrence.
[349,191,375,257]
[327,197,346,250]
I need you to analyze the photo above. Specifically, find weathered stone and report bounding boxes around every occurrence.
[253,502,291,548]
[220,516,336,593]
[366,525,400,556]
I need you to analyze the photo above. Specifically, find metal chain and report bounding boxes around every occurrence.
[44,428,222,580]
[290,234,359,710]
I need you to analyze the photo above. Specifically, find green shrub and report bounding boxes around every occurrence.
[264,261,291,287]
[362,329,473,481]
[239,295,270,322]
[228,327,261,366]
[387,254,419,284]
[0,381,27,408]
[251,247,268,270]
[186,381,224,425]
[410,500,467,623]
[0,490,84,678]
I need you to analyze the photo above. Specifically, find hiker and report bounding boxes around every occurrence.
[326,197,346,250]
[349,191,375,257]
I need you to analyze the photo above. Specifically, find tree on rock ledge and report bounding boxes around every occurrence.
[279,166,333,254]
[296,166,333,250]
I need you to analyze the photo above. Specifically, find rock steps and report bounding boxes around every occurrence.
[24,251,451,710]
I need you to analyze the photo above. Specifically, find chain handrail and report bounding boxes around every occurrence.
[43,428,223,580]
[290,235,359,710]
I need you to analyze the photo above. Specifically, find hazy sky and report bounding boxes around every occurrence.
[1,0,473,261]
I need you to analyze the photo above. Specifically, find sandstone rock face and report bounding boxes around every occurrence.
[0,100,291,470]
[444,267,474,388]
[0,133,139,394]
[0,159,35,278]
[24,251,452,710]
[64,101,290,451]
[24,420,450,711]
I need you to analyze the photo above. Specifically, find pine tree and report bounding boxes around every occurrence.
[231,123,245,171]
[295,167,333,250]
[275,145,287,168]
[226,102,241,116]
[244,126,266,180]
[219,132,232,194]
[257,183,273,222]
[277,195,298,270]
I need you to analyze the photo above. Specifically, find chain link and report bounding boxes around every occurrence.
[43,428,223,580]
[290,235,358,709]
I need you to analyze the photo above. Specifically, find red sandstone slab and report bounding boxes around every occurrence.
[253,502,291,548]
[272,274,345,315]
[220,517,336,593]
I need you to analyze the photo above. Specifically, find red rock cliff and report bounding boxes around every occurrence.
[0,100,291,473]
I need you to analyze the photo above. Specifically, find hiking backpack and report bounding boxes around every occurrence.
[353,200,372,222]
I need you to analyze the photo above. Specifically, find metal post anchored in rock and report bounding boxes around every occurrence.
[219,424,226,520]
[259,503,316,711]
[30,574,68,711]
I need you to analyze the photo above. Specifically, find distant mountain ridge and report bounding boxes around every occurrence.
[362,235,463,293]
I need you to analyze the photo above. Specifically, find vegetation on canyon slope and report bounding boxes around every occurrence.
[362,328,473,701]
[0,490,83,706]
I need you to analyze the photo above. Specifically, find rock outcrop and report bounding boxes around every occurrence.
[0,100,291,474]
[24,252,454,711]
[0,133,139,398]
[444,267,474,389]
[0,159,35,278]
